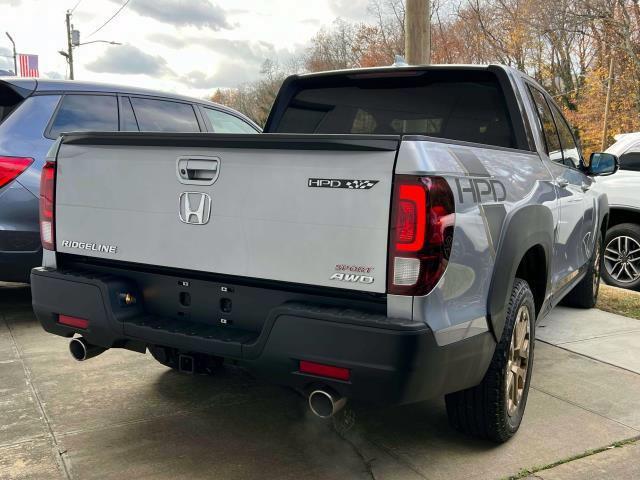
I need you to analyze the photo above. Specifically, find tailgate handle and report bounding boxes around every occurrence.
[177,157,220,185]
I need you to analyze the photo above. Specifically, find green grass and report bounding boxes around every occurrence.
[597,284,640,320]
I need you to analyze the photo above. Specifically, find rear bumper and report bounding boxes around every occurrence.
[31,267,495,405]
[0,180,41,282]
[0,250,41,283]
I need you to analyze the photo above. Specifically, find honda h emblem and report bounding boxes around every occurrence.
[179,192,212,225]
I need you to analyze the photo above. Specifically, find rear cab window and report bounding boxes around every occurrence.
[130,97,200,132]
[268,69,517,149]
[49,94,118,138]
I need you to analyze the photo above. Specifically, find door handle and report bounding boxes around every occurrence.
[581,182,591,192]
[177,156,220,185]
[556,177,569,188]
[184,159,218,181]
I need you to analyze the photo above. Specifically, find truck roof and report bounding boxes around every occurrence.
[293,64,513,80]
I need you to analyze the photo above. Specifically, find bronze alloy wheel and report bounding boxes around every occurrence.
[505,304,531,418]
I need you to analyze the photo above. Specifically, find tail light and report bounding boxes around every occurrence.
[0,156,33,189]
[39,161,56,251]
[388,175,455,296]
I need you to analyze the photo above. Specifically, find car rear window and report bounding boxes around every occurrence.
[271,70,516,149]
[49,94,118,138]
[130,97,200,133]
[203,107,256,133]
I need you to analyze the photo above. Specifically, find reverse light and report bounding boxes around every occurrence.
[58,314,89,329]
[0,156,33,189]
[299,360,350,381]
[39,161,56,251]
[388,175,455,296]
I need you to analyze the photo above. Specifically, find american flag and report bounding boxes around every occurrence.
[17,54,39,77]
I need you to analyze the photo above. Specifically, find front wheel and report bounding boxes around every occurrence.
[601,223,640,290]
[445,278,535,443]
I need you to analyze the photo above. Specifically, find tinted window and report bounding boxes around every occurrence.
[550,104,581,168]
[120,97,139,131]
[620,151,640,171]
[0,84,24,123]
[49,95,118,137]
[204,108,256,133]
[273,71,516,148]
[130,98,199,132]
[528,86,562,162]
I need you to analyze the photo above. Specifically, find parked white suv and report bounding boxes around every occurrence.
[598,133,640,289]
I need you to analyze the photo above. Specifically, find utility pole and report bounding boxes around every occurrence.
[405,0,430,65]
[5,32,17,76]
[601,55,615,151]
[65,10,74,80]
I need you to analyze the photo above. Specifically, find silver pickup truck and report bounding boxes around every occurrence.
[31,65,617,443]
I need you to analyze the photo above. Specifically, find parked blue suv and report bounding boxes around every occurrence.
[0,78,259,282]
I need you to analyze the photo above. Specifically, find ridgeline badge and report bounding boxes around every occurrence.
[61,240,118,254]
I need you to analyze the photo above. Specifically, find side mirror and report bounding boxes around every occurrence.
[588,152,619,176]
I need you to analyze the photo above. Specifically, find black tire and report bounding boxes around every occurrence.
[445,278,535,443]
[601,223,640,290]
[562,230,603,308]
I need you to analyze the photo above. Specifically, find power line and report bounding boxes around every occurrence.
[86,0,131,39]
[69,0,83,14]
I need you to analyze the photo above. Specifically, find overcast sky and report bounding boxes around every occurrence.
[0,0,369,98]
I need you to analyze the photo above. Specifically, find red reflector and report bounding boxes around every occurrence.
[299,360,350,381]
[0,156,33,189]
[58,315,89,329]
[395,184,426,251]
[39,161,56,251]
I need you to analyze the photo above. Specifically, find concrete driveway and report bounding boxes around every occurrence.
[1,282,639,480]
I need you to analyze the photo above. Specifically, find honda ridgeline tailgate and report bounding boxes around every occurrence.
[54,133,399,293]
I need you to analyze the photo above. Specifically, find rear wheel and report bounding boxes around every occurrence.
[601,223,640,290]
[445,278,535,443]
[563,230,603,308]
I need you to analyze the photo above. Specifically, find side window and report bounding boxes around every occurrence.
[550,104,581,168]
[527,86,562,163]
[120,97,139,131]
[203,108,256,133]
[130,97,200,132]
[620,150,640,171]
[49,95,118,138]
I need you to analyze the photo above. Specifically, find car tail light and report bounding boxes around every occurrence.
[299,360,350,381]
[388,175,455,296]
[39,161,56,251]
[58,314,89,329]
[0,156,33,189]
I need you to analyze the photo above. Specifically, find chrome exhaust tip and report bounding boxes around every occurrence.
[69,337,107,362]
[308,388,347,419]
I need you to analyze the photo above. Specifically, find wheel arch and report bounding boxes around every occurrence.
[606,206,640,231]
[487,204,553,341]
